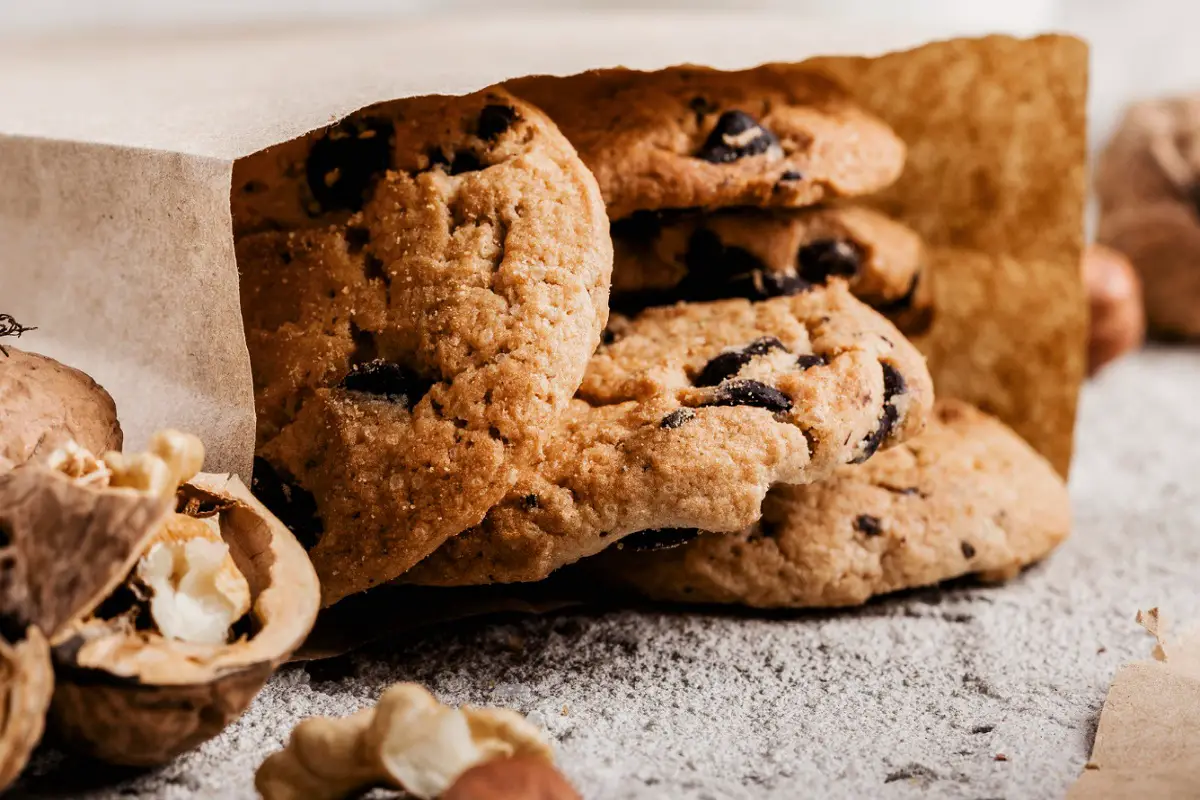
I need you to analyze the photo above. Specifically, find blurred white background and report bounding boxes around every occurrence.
[2,0,1198,151]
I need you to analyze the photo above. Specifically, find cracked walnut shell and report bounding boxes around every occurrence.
[50,472,320,766]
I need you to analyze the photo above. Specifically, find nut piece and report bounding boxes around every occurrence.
[0,628,53,793]
[1096,95,1200,339]
[50,472,320,766]
[0,347,122,473]
[103,430,205,499]
[256,682,554,800]
[1083,244,1145,374]
[135,514,252,645]
[443,756,582,800]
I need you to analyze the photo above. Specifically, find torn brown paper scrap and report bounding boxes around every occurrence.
[1068,609,1200,799]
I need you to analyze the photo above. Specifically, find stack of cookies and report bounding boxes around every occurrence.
[232,63,1070,611]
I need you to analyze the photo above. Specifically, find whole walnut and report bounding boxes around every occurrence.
[0,347,122,472]
[1097,95,1200,338]
[1083,244,1145,374]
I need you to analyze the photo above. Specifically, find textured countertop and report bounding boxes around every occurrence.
[14,347,1200,800]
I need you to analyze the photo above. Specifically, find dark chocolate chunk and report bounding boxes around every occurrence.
[521,494,540,510]
[779,170,803,181]
[854,514,883,536]
[722,270,812,301]
[428,148,484,175]
[621,528,701,552]
[344,226,370,253]
[797,239,864,284]
[882,362,907,399]
[852,363,909,464]
[702,379,793,412]
[251,457,324,550]
[695,338,786,387]
[696,110,781,164]
[306,117,393,213]
[795,353,827,370]
[340,360,435,408]
[477,104,519,140]
[660,408,696,430]
[961,541,977,559]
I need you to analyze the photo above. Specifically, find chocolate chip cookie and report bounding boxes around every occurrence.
[233,88,613,605]
[508,65,906,219]
[609,205,933,334]
[587,399,1069,607]
[404,283,933,586]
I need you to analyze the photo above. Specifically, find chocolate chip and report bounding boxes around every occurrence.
[851,363,907,464]
[251,457,323,549]
[477,104,519,140]
[702,379,793,412]
[797,239,864,284]
[340,360,434,408]
[961,541,977,559]
[854,514,883,536]
[344,226,370,253]
[779,170,803,181]
[795,353,827,370]
[695,338,787,387]
[882,362,907,398]
[722,271,812,301]
[696,110,781,163]
[428,148,483,175]
[621,528,701,552]
[521,494,539,510]
[660,408,696,430]
[306,117,393,213]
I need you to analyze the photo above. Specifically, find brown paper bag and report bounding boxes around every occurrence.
[1,24,1085,478]
[1,24,1087,654]
[1068,610,1200,798]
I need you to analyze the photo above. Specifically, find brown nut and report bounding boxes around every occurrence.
[0,628,52,793]
[50,471,320,766]
[443,756,582,800]
[0,439,176,790]
[256,682,553,800]
[0,347,122,473]
[1098,202,1200,339]
[1083,243,1145,374]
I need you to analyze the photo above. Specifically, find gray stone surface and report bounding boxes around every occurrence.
[15,347,1200,799]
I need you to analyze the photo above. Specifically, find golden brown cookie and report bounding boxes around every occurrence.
[609,205,932,335]
[405,284,933,586]
[585,399,1069,608]
[0,347,122,472]
[232,89,612,605]
[508,65,906,219]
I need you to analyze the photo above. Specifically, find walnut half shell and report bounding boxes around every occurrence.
[50,472,320,766]
[0,442,174,790]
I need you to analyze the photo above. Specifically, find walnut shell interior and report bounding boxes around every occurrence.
[49,473,320,766]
